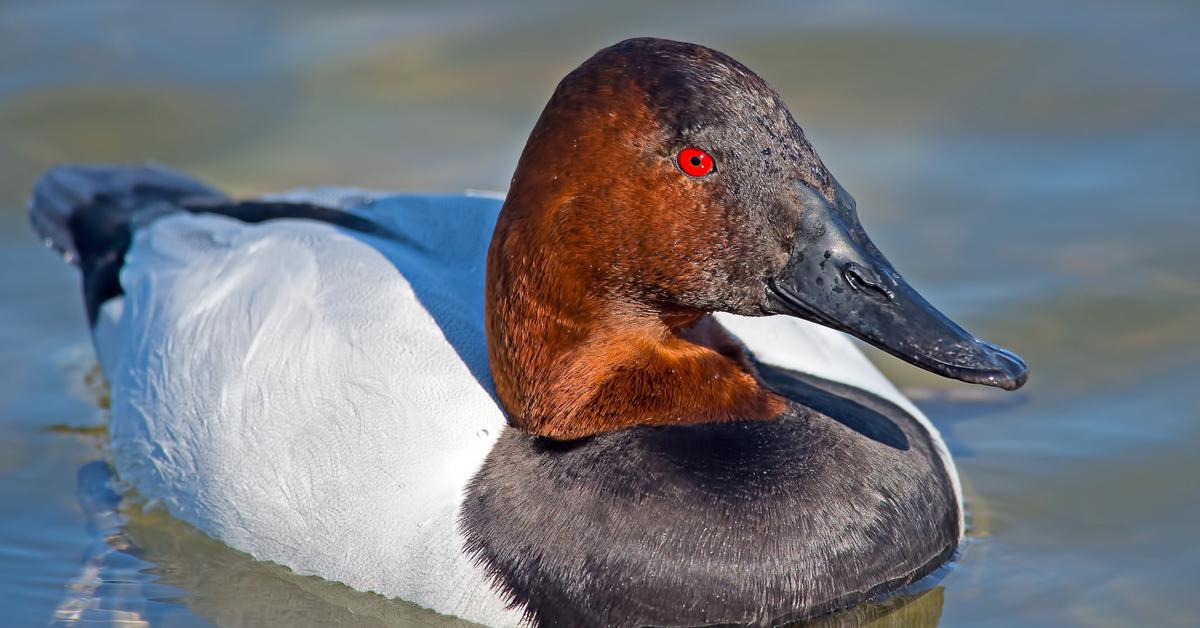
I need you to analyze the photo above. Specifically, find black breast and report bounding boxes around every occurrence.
[459,365,960,627]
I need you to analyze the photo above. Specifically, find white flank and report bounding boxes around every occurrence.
[94,190,961,628]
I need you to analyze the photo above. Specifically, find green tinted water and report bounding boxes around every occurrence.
[2,1,1197,626]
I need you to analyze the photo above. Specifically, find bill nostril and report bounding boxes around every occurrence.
[843,262,895,302]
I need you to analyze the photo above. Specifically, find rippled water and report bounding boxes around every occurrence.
[2,1,1198,626]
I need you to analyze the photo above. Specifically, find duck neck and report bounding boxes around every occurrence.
[485,204,786,441]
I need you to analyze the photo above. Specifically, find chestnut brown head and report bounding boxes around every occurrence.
[487,38,1026,440]
[498,38,837,316]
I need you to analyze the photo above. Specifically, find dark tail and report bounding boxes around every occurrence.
[28,164,227,323]
[29,164,410,324]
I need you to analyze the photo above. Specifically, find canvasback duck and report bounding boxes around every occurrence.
[30,38,1027,627]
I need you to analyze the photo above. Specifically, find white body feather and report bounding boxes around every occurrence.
[91,191,960,626]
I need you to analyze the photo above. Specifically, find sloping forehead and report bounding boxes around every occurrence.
[590,38,795,135]
[560,38,839,199]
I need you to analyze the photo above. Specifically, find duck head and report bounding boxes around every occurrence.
[487,38,1027,440]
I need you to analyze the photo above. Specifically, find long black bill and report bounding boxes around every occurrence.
[765,182,1028,390]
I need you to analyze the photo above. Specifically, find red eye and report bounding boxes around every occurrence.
[677,147,715,177]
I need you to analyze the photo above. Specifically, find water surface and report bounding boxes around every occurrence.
[2,1,1198,626]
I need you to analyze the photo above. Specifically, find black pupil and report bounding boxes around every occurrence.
[690,155,703,167]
